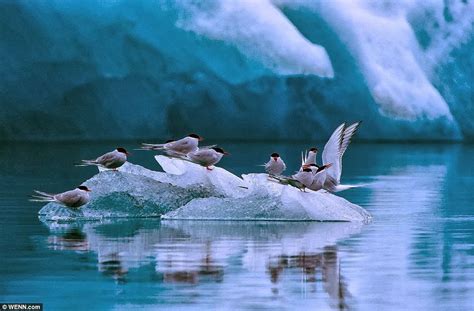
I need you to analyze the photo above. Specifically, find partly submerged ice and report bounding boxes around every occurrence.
[162,173,370,222]
[39,156,371,222]
[38,163,215,221]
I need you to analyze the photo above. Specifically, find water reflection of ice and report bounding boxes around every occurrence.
[41,219,363,308]
[353,164,449,309]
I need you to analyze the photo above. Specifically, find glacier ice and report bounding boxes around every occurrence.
[172,0,334,79]
[155,157,371,222]
[162,176,370,222]
[39,158,371,222]
[153,155,248,198]
[1,0,473,141]
[38,163,215,221]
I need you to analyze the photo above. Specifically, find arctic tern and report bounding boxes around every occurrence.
[140,133,203,156]
[264,153,286,176]
[271,168,314,191]
[302,122,361,192]
[30,186,91,208]
[185,147,229,170]
[76,148,130,170]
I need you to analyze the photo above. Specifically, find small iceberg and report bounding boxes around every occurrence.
[39,156,371,222]
[162,173,370,222]
[38,162,215,221]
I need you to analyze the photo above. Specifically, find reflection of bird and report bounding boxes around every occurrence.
[76,148,129,170]
[99,253,128,283]
[140,133,203,156]
[267,247,351,310]
[162,241,224,284]
[47,228,89,251]
[264,153,286,175]
[30,186,91,208]
[302,122,361,192]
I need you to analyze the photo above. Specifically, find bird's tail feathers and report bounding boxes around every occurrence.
[138,143,165,151]
[74,160,99,167]
[29,190,56,202]
[268,174,289,184]
[331,184,363,192]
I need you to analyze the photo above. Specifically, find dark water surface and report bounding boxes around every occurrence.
[1,142,473,310]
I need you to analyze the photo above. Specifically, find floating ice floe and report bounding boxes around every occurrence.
[38,162,215,221]
[39,157,371,222]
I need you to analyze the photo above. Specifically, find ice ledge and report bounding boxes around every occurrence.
[39,158,371,223]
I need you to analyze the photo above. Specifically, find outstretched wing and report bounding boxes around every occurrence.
[322,123,345,184]
[322,122,361,186]
[340,122,361,156]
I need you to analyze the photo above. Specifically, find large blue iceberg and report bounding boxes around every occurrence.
[1,0,473,140]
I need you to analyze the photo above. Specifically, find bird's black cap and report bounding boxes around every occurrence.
[188,133,201,139]
[116,147,128,154]
[309,147,318,152]
[303,168,312,172]
[271,153,280,158]
[212,147,226,154]
[77,185,90,191]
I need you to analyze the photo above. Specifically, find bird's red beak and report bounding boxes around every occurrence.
[273,157,277,161]
[199,136,204,141]
[126,152,132,156]
[224,151,230,155]
[86,189,92,192]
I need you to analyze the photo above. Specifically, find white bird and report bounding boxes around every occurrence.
[270,168,314,191]
[76,147,129,170]
[140,133,203,156]
[304,163,333,192]
[302,122,361,192]
[186,147,229,170]
[30,186,91,208]
[264,153,286,175]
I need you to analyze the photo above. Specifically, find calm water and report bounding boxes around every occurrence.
[1,142,473,310]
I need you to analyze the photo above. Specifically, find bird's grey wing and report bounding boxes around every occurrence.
[187,150,213,164]
[310,170,327,190]
[340,122,361,157]
[322,123,345,184]
[167,138,190,153]
[96,152,117,167]
[199,145,217,150]
[55,190,81,205]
